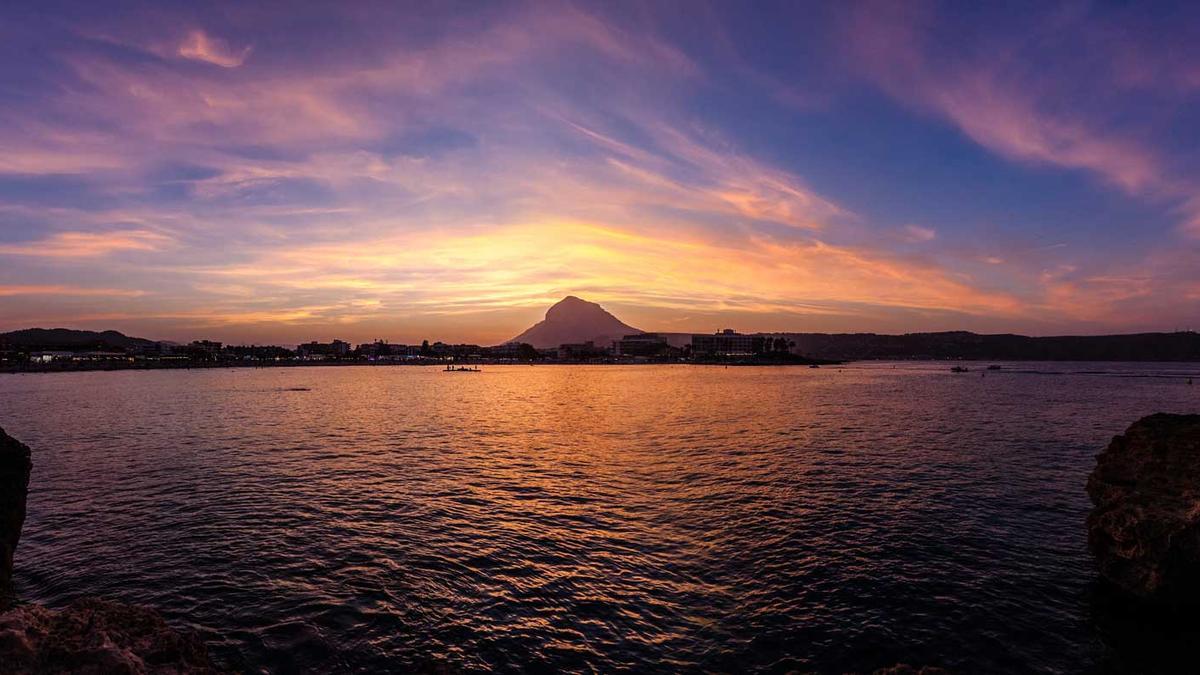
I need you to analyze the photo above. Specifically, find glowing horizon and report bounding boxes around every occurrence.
[2,1,1199,345]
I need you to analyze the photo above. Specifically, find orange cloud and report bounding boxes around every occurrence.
[177,30,251,68]
[0,285,146,297]
[1,2,1195,341]
[0,230,172,257]
[177,219,1026,330]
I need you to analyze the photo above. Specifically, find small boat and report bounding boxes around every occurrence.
[443,364,481,372]
[950,366,970,373]
[809,364,820,369]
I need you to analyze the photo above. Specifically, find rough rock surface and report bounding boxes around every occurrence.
[0,427,220,672]
[0,598,218,674]
[1087,413,1200,602]
[0,425,32,606]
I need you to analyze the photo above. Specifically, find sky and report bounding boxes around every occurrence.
[1,0,1199,345]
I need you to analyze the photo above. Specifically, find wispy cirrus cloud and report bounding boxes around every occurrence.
[0,230,172,257]
[177,29,251,68]
[166,217,1027,340]
[845,2,1161,194]
[0,1,1197,341]
[844,1,1200,240]
[0,285,146,297]
[901,225,936,243]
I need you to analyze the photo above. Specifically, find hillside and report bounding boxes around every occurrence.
[776,330,1200,362]
[0,328,159,352]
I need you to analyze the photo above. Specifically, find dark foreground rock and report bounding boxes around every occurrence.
[1087,413,1200,602]
[0,426,220,672]
[0,598,218,674]
[0,426,32,606]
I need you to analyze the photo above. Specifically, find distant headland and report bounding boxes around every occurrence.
[2,296,1199,373]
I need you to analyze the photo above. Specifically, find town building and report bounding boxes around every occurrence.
[186,340,224,361]
[691,329,765,356]
[29,351,75,363]
[489,343,525,359]
[298,340,351,358]
[557,341,608,360]
[358,340,392,358]
[615,333,670,357]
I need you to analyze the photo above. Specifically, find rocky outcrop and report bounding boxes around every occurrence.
[0,598,218,673]
[0,427,220,672]
[1087,413,1200,602]
[0,426,32,606]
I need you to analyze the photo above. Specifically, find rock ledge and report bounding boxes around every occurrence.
[0,598,218,674]
[0,425,219,672]
[1087,413,1200,602]
[1,425,32,605]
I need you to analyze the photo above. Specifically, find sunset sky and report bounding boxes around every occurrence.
[2,1,1199,345]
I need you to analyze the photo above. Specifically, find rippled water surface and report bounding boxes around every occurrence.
[3,362,1200,673]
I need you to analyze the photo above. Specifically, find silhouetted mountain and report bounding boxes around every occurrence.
[773,330,1200,362]
[0,328,159,352]
[509,296,641,349]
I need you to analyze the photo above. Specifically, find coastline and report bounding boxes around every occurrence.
[0,357,844,375]
[8,357,1200,376]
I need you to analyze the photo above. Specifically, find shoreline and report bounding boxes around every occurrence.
[5,358,1200,377]
[0,358,844,375]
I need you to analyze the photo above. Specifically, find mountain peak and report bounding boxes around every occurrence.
[509,296,641,348]
[545,295,604,320]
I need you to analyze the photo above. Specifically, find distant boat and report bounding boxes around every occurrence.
[444,364,481,372]
[809,364,820,369]
[950,366,970,373]
[987,365,1002,371]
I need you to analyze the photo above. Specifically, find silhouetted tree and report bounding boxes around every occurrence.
[517,343,539,362]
